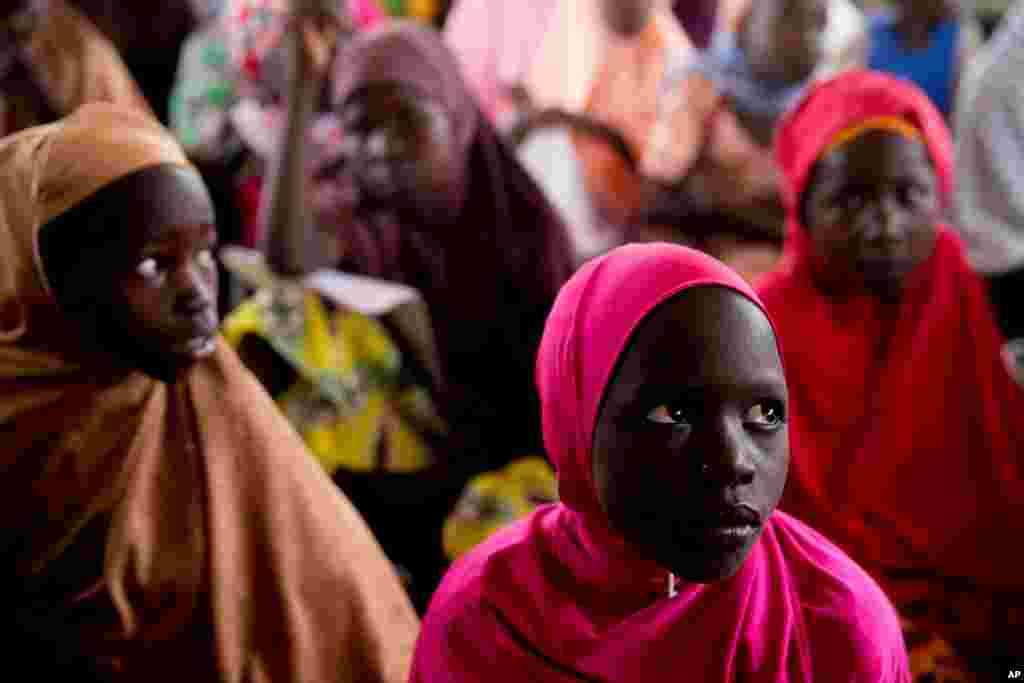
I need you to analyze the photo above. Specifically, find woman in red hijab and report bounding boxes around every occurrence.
[410,242,909,681]
[758,70,1024,678]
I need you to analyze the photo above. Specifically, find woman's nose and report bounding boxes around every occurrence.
[174,260,214,305]
[702,416,757,488]
[861,196,907,245]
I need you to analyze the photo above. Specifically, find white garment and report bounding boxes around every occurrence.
[955,1,1024,274]
[518,129,618,264]
[818,0,867,77]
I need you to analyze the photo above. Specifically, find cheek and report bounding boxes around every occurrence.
[908,207,939,251]
[758,435,789,507]
[595,423,697,520]
[113,280,172,335]
[809,221,859,267]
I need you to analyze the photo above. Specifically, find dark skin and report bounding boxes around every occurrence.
[743,0,827,88]
[333,81,459,225]
[802,130,939,301]
[262,18,459,276]
[739,0,828,144]
[591,287,789,583]
[892,0,960,49]
[42,165,219,382]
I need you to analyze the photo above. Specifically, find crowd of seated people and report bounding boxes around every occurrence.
[1,0,1021,680]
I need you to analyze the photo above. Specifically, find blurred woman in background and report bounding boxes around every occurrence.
[239,17,573,609]
[759,70,1024,679]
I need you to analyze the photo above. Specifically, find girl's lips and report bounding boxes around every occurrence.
[703,524,758,544]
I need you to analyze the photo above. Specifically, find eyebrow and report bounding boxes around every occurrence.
[622,373,787,403]
[141,223,217,247]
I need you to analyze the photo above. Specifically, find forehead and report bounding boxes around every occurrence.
[101,165,215,245]
[609,287,783,397]
[814,131,934,186]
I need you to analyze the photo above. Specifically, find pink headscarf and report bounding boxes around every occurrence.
[411,243,909,682]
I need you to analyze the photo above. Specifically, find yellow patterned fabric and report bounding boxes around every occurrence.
[224,285,436,475]
[443,457,558,561]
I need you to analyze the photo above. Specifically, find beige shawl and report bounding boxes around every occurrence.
[0,103,418,681]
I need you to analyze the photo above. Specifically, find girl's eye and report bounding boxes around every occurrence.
[196,249,216,269]
[744,401,786,430]
[646,404,691,427]
[136,257,163,279]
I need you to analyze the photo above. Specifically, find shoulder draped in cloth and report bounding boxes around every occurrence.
[0,102,418,681]
[411,243,909,682]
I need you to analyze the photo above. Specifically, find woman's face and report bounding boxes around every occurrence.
[591,287,789,583]
[802,130,940,300]
[334,82,458,222]
[53,166,219,380]
[744,0,827,84]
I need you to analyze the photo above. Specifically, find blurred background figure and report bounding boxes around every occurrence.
[761,70,1024,680]
[443,0,718,126]
[169,0,385,312]
[861,0,981,120]
[0,0,151,136]
[518,0,694,262]
[955,0,1024,343]
[231,16,574,610]
[638,0,832,281]
[67,0,211,122]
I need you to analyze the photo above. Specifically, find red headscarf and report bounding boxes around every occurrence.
[759,71,1024,600]
[411,243,909,682]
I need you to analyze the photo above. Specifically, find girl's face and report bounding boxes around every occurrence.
[802,130,940,300]
[334,82,459,223]
[48,166,219,380]
[591,287,789,583]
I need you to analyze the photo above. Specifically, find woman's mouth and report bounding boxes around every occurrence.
[684,505,762,547]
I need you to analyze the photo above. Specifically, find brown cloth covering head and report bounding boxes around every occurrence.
[0,103,418,680]
[1,0,152,135]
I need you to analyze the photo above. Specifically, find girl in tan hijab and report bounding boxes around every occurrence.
[0,102,418,681]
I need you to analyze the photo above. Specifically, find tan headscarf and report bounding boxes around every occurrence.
[0,103,418,681]
[1,0,151,135]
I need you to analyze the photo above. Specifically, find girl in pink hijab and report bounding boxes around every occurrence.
[410,242,910,681]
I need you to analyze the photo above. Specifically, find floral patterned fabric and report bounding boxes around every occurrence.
[169,0,383,163]
[224,284,439,474]
[442,456,557,561]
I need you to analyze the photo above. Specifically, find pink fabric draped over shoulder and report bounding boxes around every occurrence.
[758,71,1024,609]
[410,242,909,682]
